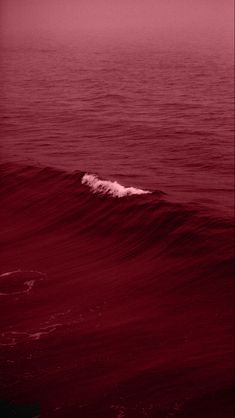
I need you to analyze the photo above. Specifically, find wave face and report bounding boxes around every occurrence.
[0,164,233,418]
[0,163,234,418]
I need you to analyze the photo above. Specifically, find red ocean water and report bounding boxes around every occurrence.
[0,39,234,417]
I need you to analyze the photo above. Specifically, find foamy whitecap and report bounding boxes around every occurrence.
[81,173,151,198]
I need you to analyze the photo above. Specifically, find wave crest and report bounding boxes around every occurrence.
[81,173,151,198]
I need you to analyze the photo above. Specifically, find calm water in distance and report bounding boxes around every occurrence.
[1,38,234,215]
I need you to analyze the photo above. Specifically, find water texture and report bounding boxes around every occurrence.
[0,39,234,417]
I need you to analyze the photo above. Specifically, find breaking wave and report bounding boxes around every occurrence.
[81,173,151,197]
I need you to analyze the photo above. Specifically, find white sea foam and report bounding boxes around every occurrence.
[0,270,45,279]
[0,269,21,278]
[0,270,45,296]
[0,324,62,346]
[81,173,151,198]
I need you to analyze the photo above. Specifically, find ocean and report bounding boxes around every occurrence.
[0,38,234,417]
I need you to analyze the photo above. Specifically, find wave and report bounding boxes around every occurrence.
[1,162,233,271]
[1,162,232,238]
[0,162,234,418]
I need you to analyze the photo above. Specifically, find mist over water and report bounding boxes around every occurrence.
[1,0,234,44]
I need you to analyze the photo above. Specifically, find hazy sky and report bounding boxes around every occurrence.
[1,0,234,43]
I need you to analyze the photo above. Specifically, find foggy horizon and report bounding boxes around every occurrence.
[1,0,234,45]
